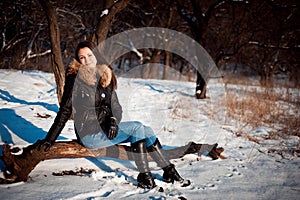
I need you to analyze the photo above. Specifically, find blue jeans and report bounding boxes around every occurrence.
[81,121,157,148]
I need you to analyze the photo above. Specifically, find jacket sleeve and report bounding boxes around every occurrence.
[111,90,122,124]
[44,74,75,143]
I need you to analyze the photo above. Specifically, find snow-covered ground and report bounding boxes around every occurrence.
[0,69,299,200]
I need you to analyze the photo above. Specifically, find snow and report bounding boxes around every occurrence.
[0,69,299,199]
[100,9,109,18]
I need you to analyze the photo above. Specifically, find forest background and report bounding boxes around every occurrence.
[1,0,299,86]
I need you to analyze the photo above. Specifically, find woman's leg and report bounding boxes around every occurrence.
[120,122,190,186]
[118,121,157,146]
[80,121,156,148]
[131,139,156,189]
[147,139,191,187]
[119,121,158,188]
[80,129,130,149]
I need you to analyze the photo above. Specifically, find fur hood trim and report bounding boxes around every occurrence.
[67,59,112,88]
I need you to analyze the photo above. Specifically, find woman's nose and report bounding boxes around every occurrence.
[86,57,92,63]
[83,57,88,64]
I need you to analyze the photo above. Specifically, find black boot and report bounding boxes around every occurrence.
[162,164,184,183]
[137,172,155,189]
[147,139,190,186]
[132,139,156,189]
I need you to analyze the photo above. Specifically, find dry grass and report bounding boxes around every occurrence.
[226,86,300,137]
[225,83,300,158]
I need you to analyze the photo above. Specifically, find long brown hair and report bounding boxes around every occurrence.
[70,40,118,89]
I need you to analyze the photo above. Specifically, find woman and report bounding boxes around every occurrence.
[36,41,190,189]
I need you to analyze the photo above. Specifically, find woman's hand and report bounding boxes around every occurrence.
[107,117,118,139]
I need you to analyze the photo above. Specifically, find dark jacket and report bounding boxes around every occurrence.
[45,70,122,144]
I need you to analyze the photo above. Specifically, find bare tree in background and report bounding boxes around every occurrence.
[175,0,224,99]
[35,0,131,102]
[176,0,299,89]
[92,0,131,45]
[0,0,299,88]
[38,0,65,103]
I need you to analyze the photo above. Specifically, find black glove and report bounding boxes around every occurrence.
[35,139,53,152]
[107,117,118,140]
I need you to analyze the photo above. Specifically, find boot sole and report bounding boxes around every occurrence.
[137,183,157,189]
[163,178,191,187]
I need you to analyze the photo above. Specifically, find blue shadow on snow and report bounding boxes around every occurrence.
[0,89,58,113]
[0,108,66,153]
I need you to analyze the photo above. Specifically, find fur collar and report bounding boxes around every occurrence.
[67,59,112,88]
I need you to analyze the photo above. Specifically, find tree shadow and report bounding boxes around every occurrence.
[0,108,126,174]
[0,108,68,145]
[0,108,54,144]
[0,89,58,113]
[131,80,195,98]
[0,108,67,170]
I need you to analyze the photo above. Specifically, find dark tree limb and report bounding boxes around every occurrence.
[1,141,224,184]
[38,0,65,103]
[92,0,131,45]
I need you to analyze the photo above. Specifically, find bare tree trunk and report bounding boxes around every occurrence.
[38,0,65,103]
[1,141,224,183]
[163,4,175,80]
[92,0,131,45]
[164,51,171,80]
[142,50,161,79]
[176,0,224,99]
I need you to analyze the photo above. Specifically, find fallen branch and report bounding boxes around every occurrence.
[1,140,224,183]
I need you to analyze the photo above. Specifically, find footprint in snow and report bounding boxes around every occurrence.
[223,164,245,178]
[193,165,245,191]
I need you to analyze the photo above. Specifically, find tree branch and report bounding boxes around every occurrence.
[1,140,224,183]
[92,0,131,45]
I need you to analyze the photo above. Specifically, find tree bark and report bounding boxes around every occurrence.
[142,50,161,79]
[38,0,65,103]
[1,141,224,183]
[92,0,131,45]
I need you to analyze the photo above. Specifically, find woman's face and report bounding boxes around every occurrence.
[78,47,97,68]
